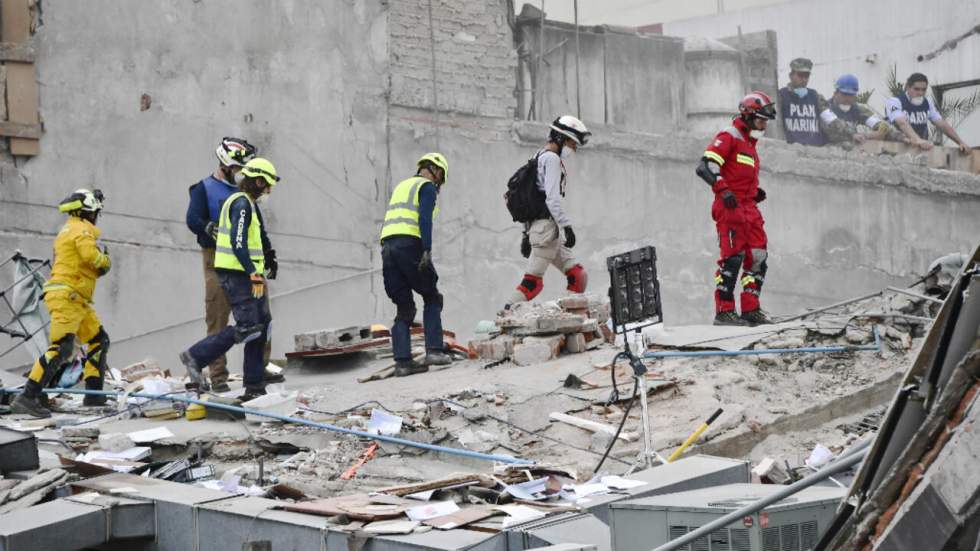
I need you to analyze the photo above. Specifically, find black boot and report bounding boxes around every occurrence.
[423,350,452,366]
[11,380,51,419]
[239,386,267,403]
[713,311,748,326]
[82,377,108,406]
[394,360,428,377]
[740,309,773,326]
[262,368,285,384]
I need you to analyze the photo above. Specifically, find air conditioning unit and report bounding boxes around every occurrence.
[609,483,846,551]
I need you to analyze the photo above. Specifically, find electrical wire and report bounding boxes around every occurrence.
[592,352,641,475]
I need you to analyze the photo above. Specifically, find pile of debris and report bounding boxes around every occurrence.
[471,294,614,365]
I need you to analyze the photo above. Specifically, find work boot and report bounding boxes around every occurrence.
[263,368,285,384]
[741,309,773,326]
[179,350,210,391]
[394,360,429,377]
[713,311,748,326]
[10,379,51,419]
[210,381,231,393]
[239,386,267,403]
[82,377,108,407]
[424,350,452,366]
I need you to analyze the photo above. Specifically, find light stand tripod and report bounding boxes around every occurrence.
[604,246,666,474]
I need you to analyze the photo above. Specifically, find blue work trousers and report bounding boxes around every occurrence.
[187,271,271,388]
[381,236,444,361]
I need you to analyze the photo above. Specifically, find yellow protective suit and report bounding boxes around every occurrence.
[28,217,111,384]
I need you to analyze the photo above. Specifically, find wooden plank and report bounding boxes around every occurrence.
[0,41,34,62]
[0,120,40,138]
[549,411,637,442]
[2,0,39,155]
[1,0,31,43]
[5,62,39,155]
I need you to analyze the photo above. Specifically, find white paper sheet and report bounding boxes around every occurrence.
[367,409,403,435]
[406,500,460,521]
[126,426,175,443]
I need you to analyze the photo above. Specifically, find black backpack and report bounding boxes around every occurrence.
[504,153,546,223]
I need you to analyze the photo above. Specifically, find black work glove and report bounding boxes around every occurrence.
[265,249,278,280]
[418,250,434,275]
[754,188,766,204]
[98,246,111,276]
[205,221,218,241]
[721,190,738,209]
[520,233,531,258]
[563,226,576,249]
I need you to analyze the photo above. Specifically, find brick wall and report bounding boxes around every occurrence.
[388,0,518,118]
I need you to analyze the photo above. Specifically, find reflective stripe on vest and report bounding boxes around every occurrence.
[214,192,265,273]
[380,177,437,241]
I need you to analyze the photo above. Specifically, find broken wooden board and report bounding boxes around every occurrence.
[549,412,637,442]
[423,505,499,530]
[282,492,416,520]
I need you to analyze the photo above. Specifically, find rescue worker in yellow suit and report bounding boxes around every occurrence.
[12,189,112,418]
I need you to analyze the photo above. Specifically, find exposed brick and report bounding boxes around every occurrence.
[558,295,589,310]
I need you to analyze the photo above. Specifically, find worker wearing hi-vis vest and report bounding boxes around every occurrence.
[180,158,280,402]
[12,190,113,418]
[380,153,452,377]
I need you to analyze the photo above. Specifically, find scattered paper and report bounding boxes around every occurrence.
[362,520,420,534]
[563,482,608,499]
[406,490,436,501]
[503,477,550,501]
[79,446,151,462]
[600,475,647,490]
[498,504,546,528]
[406,500,460,521]
[126,426,175,443]
[367,409,403,436]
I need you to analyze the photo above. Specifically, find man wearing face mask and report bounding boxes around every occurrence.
[185,138,281,392]
[180,158,280,402]
[885,73,971,153]
[824,74,892,145]
[778,58,837,146]
[507,115,591,307]
[696,92,776,326]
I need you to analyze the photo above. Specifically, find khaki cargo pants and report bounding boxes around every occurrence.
[202,248,270,385]
[508,218,579,304]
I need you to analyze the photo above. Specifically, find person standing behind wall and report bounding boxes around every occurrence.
[885,73,971,153]
[185,138,282,393]
[824,74,892,145]
[505,115,591,307]
[778,58,838,146]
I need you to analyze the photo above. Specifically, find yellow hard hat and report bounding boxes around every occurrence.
[241,158,280,186]
[417,152,448,184]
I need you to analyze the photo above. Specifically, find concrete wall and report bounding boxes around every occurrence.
[663,0,980,143]
[1,0,978,375]
[515,15,685,133]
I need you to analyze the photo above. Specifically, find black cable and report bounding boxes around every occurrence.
[592,355,640,475]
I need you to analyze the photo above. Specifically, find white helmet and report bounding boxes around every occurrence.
[215,137,257,168]
[549,115,591,146]
[58,189,104,214]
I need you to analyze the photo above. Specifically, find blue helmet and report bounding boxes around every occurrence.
[835,74,860,95]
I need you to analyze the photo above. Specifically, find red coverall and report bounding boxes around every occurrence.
[702,117,768,315]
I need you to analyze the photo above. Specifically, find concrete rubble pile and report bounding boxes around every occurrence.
[470,293,614,365]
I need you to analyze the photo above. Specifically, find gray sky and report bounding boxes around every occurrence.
[521,0,790,27]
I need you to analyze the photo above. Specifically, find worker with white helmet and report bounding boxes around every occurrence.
[12,189,113,418]
[506,115,591,306]
[185,137,281,392]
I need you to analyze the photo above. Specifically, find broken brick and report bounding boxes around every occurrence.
[564,333,587,354]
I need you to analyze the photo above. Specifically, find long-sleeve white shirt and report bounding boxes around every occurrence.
[536,149,570,228]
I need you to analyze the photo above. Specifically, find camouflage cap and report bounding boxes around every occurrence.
[790,57,813,73]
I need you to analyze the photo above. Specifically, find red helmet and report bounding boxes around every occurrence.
[738,91,776,120]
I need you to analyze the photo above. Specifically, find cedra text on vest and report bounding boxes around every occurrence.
[785,103,819,133]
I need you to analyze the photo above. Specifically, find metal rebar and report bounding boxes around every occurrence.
[885,286,944,305]
[779,291,884,323]
[6,387,533,465]
[652,447,869,551]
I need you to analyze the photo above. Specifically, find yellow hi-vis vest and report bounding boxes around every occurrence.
[379,176,438,241]
[214,192,265,274]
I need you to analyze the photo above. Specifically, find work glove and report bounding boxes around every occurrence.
[563,226,576,249]
[754,188,766,204]
[720,190,738,209]
[520,233,531,258]
[205,221,218,241]
[250,274,265,299]
[265,249,278,280]
[98,247,111,276]
[418,250,434,275]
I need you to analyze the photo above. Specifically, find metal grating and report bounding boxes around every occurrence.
[710,529,731,551]
[731,528,751,551]
[693,536,710,551]
[780,524,801,551]
[762,527,781,551]
[800,520,819,550]
[669,526,691,551]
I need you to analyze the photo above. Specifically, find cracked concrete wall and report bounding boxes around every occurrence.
[0,0,391,369]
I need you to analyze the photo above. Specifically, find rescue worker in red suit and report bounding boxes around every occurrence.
[696,91,776,326]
